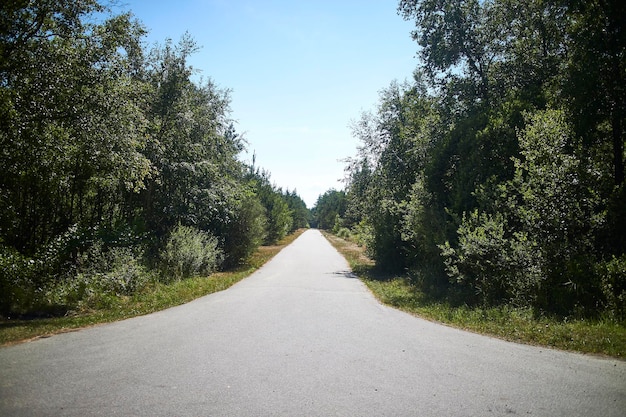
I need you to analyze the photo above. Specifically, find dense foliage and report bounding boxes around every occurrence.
[310,189,347,231]
[322,0,625,320]
[0,1,308,317]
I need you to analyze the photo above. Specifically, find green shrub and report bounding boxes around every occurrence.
[598,255,626,321]
[0,245,38,316]
[75,243,149,295]
[352,220,374,251]
[222,194,267,268]
[335,227,352,239]
[160,225,223,281]
[440,210,543,307]
[36,242,150,313]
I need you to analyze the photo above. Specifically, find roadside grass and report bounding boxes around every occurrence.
[323,231,626,358]
[0,229,306,346]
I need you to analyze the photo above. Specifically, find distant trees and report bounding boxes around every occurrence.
[0,0,309,316]
[310,190,346,231]
[325,0,626,319]
[245,166,310,246]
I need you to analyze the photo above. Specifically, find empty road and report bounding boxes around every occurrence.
[1,229,624,416]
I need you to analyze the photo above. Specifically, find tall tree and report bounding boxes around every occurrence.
[398,0,502,105]
[563,0,626,187]
[138,36,243,238]
[0,1,151,253]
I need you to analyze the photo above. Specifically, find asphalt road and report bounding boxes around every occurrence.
[1,229,625,416]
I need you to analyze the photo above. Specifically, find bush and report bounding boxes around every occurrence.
[74,243,149,295]
[26,242,150,314]
[440,210,543,307]
[160,225,223,281]
[0,245,38,316]
[352,220,374,251]
[335,227,352,240]
[221,193,267,268]
[598,255,626,321]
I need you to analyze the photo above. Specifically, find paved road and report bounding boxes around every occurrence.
[1,229,625,416]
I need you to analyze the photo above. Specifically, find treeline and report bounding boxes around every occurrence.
[316,0,625,320]
[0,1,308,316]
[310,189,346,230]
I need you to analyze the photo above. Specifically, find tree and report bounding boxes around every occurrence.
[0,2,151,254]
[344,77,440,271]
[137,36,243,238]
[311,190,346,230]
[245,167,295,244]
[0,0,291,315]
[563,0,626,187]
[398,0,501,105]
[440,109,600,309]
[220,191,267,268]
[511,109,603,313]
[283,190,310,231]
[560,0,626,255]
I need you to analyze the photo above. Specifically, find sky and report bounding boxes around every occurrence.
[117,0,419,208]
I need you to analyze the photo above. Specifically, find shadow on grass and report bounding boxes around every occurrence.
[351,263,397,282]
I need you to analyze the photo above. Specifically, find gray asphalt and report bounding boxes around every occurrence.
[1,229,624,416]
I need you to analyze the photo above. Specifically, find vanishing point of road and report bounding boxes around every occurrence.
[1,229,625,416]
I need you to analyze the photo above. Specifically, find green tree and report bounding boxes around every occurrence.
[440,109,607,312]
[398,0,501,104]
[283,190,310,231]
[311,190,346,230]
[0,2,151,254]
[560,0,626,255]
[1,1,157,314]
[0,0,281,315]
[344,77,440,271]
[138,36,243,238]
[245,167,293,244]
[563,0,625,187]
[510,109,603,313]
[220,191,267,268]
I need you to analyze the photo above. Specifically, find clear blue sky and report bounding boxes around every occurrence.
[117,1,419,207]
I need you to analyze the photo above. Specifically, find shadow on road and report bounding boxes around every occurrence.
[331,270,360,280]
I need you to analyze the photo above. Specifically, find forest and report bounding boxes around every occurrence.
[315,0,625,320]
[0,1,309,317]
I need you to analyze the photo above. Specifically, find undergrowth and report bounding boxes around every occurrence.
[0,229,306,346]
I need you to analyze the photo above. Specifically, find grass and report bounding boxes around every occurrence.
[0,229,306,346]
[323,231,626,359]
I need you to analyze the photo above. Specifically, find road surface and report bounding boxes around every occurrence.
[1,229,624,416]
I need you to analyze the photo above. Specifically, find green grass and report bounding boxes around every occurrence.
[323,231,626,358]
[0,229,306,346]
